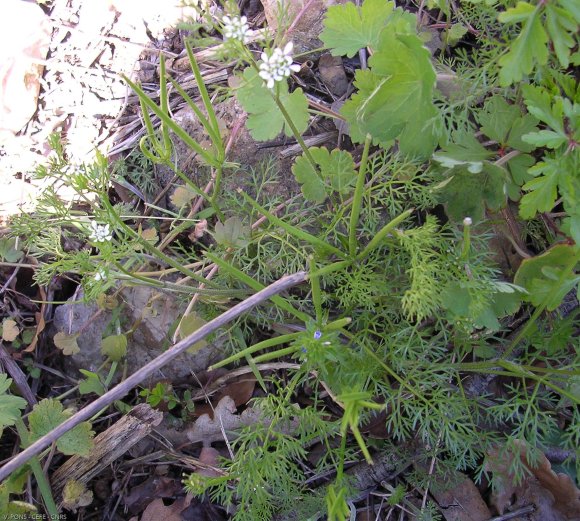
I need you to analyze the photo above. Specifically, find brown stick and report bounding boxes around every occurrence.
[0,271,307,482]
[51,404,163,502]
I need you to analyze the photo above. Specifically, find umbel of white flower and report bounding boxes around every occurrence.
[89,221,112,242]
[94,268,107,282]
[222,15,253,43]
[258,42,301,89]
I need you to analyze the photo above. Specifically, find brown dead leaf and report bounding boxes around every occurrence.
[1,319,20,342]
[23,310,45,352]
[125,476,183,514]
[140,227,158,244]
[193,374,256,418]
[139,498,184,521]
[53,331,81,356]
[431,472,490,521]
[187,395,264,445]
[487,440,580,519]
[196,446,222,478]
[318,54,348,96]
[526,451,580,519]
[219,375,256,408]
[170,185,196,209]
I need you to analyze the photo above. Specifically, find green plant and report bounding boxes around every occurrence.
[139,382,179,411]
[4,0,580,518]
[0,378,94,515]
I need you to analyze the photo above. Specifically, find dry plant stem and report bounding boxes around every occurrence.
[0,345,37,406]
[285,0,318,36]
[0,271,307,483]
[51,404,162,502]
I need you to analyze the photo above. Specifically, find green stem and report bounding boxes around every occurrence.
[349,134,372,256]
[239,191,346,258]
[212,164,224,207]
[335,429,348,483]
[309,256,323,324]
[460,218,472,260]
[103,361,118,388]
[209,332,302,370]
[252,345,300,364]
[271,92,318,175]
[15,420,59,517]
[356,208,414,261]
[101,199,219,288]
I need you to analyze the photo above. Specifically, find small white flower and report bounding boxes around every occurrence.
[89,221,113,242]
[222,15,253,44]
[258,41,301,89]
[463,217,473,226]
[94,268,107,282]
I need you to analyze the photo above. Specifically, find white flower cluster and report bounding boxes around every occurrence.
[222,15,253,44]
[258,42,301,89]
[89,221,112,242]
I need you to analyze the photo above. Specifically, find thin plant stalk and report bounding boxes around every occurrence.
[14,420,59,518]
[309,256,323,324]
[349,134,372,256]
[271,92,319,175]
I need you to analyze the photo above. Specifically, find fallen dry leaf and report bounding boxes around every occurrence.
[196,446,222,478]
[53,331,81,356]
[124,476,182,514]
[487,440,580,519]
[170,185,196,209]
[23,309,46,352]
[139,498,184,521]
[194,374,256,418]
[431,471,490,521]
[318,53,349,96]
[1,319,20,342]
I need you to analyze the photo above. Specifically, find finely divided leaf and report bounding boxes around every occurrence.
[320,0,394,57]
